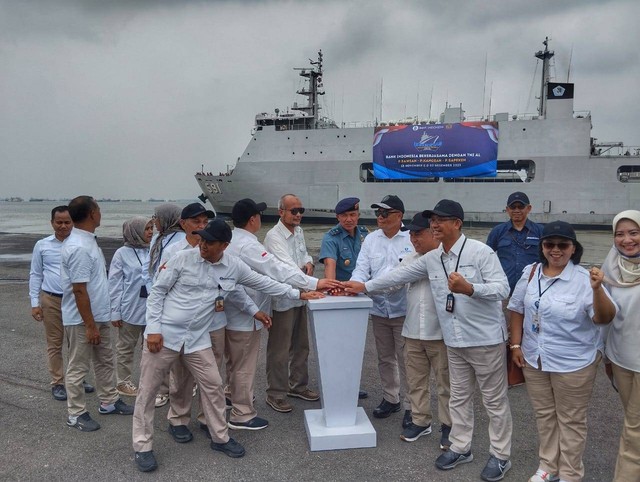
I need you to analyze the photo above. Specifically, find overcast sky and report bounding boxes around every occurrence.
[1,0,638,200]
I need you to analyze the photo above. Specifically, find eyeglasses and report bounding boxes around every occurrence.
[284,208,305,215]
[151,215,157,220]
[429,216,457,225]
[542,240,573,250]
[375,209,399,218]
[508,203,527,210]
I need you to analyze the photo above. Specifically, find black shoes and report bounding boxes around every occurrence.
[210,438,245,458]
[98,398,134,415]
[435,449,474,470]
[83,381,95,393]
[168,424,193,443]
[228,416,269,431]
[400,422,432,442]
[67,412,101,432]
[372,399,401,419]
[439,424,452,450]
[135,450,158,472]
[402,410,412,428]
[480,455,512,481]
[52,384,67,401]
[358,390,368,400]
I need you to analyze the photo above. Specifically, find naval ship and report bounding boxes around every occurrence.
[196,39,640,228]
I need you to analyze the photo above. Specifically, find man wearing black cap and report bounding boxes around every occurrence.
[345,214,451,447]
[319,197,370,399]
[350,194,414,423]
[224,198,339,419]
[486,192,542,295]
[133,219,324,471]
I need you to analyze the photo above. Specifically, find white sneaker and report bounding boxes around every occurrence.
[117,380,138,397]
[155,393,169,408]
[529,468,560,482]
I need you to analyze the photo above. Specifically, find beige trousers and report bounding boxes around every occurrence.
[133,344,228,451]
[404,337,451,427]
[266,306,310,399]
[226,329,261,422]
[167,328,225,426]
[65,323,119,416]
[115,322,144,385]
[523,354,601,482]
[611,363,640,482]
[371,315,410,409]
[40,292,67,385]
[447,344,512,460]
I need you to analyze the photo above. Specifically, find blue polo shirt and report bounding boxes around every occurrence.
[319,224,368,281]
[486,219,543,293]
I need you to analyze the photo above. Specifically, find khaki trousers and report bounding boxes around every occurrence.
[266,306,310,399]
[133,344,228,451]
[65,323,119,416]
[404,337,451,427]
[611,363,640,482]
[371,315,410,409]
[523,354,600,482]
[115,322,144,385]
[167,328,225,426]
[226,329,261,422]
[448,344,512,460]
[40,292,67,385]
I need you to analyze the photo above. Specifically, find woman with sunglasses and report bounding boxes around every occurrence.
[601,210,640,482]
[508,221,617,482]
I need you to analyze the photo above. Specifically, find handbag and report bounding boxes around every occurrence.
[507,263,538,388]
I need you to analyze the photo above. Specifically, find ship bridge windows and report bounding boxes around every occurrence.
[618,165,640,182]
[443,160,536,183]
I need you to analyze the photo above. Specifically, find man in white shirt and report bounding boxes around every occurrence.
[61,196,134,432]
[29,205,79,401]
[350,195,414,424]
[132,219,323,472]
[263,194,321,413]
[226,198,340,422]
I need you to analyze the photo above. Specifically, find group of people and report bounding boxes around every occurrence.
[28,192,638,481]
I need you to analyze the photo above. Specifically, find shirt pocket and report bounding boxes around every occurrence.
[553,293,579,320]
[180,275,200,287]
[458,266,477,281]
[369,254,386,272]
[218,280,237,295]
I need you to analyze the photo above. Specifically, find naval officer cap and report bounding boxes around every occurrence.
[401,213,430,232]
[371,195,405,213]
[181,202,215,220]
[194,219,232,243]
[232,198,267,224]
[335,197,360,214]
[422,199,464,221]
[507,192,530,207]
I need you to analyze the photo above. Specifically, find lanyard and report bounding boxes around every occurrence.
[508,227,533,250]
[440,238,467,279]
[535,270,559,309]
[131,247,143,266]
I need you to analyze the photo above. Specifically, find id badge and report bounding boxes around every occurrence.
[214,295,225,312]
[531,312,540,334]
[445,293,455,313]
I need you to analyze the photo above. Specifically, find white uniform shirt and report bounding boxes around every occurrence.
[145,249,301,354]
[603,281,640,372]
[263,220,314,312]
[509,262,614,372]
[351,228,414,318]
[427,234,509,347]
[159,237,192,267]
[61,228,110,326]
[142,230,187,290]
[225,227,318,331]
[366,252,442,340]
[29,234,65,307]
[108,246,149,326]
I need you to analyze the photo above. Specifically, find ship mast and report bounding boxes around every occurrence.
[292,50,325,129]
[534,37,554,118]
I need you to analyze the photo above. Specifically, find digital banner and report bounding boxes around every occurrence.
[372,122,499,179]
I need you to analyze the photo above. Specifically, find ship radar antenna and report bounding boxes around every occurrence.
[534,36,554,118]
[292,49,325,128]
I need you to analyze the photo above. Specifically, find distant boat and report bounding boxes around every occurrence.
[96,198,121,202]
[3,197,24,202]
[123,199,142,202]
[148,198,165,202]
[29,198,44,202]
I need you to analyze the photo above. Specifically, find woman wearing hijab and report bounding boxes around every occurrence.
[109,217,153,396]
[601,210,640,482]
[508,221,617,482]
[145,203,186,282]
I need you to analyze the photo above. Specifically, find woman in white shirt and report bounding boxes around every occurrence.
[601,210,640,482]
[109,217,153,397]
[508,221,616,482]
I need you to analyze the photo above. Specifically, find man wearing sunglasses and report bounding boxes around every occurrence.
[350,195,414,424]
[263,194,321,413]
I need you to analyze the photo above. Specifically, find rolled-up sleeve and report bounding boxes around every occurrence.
[469,249,510,301]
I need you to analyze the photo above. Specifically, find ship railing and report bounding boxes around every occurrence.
[593,145,640,157]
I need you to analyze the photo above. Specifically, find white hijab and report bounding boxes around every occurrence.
[602,210,640,287]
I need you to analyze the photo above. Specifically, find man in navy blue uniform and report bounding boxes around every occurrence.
[319,197,369,399]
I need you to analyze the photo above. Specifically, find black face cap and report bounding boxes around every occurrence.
[507,192,530,207]
[422,199,464,221]
[401,213,430,232]
[181,202,215,220]
[231,198,267,224]
[541,220,577,241]
[370,194,405,213]
[194,219,232,243]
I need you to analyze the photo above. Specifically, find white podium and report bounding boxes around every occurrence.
[304,295,376,451]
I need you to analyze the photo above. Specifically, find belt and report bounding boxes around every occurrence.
[43,290,63,298]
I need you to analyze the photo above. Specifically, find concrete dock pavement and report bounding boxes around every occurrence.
[0,234,623,481]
